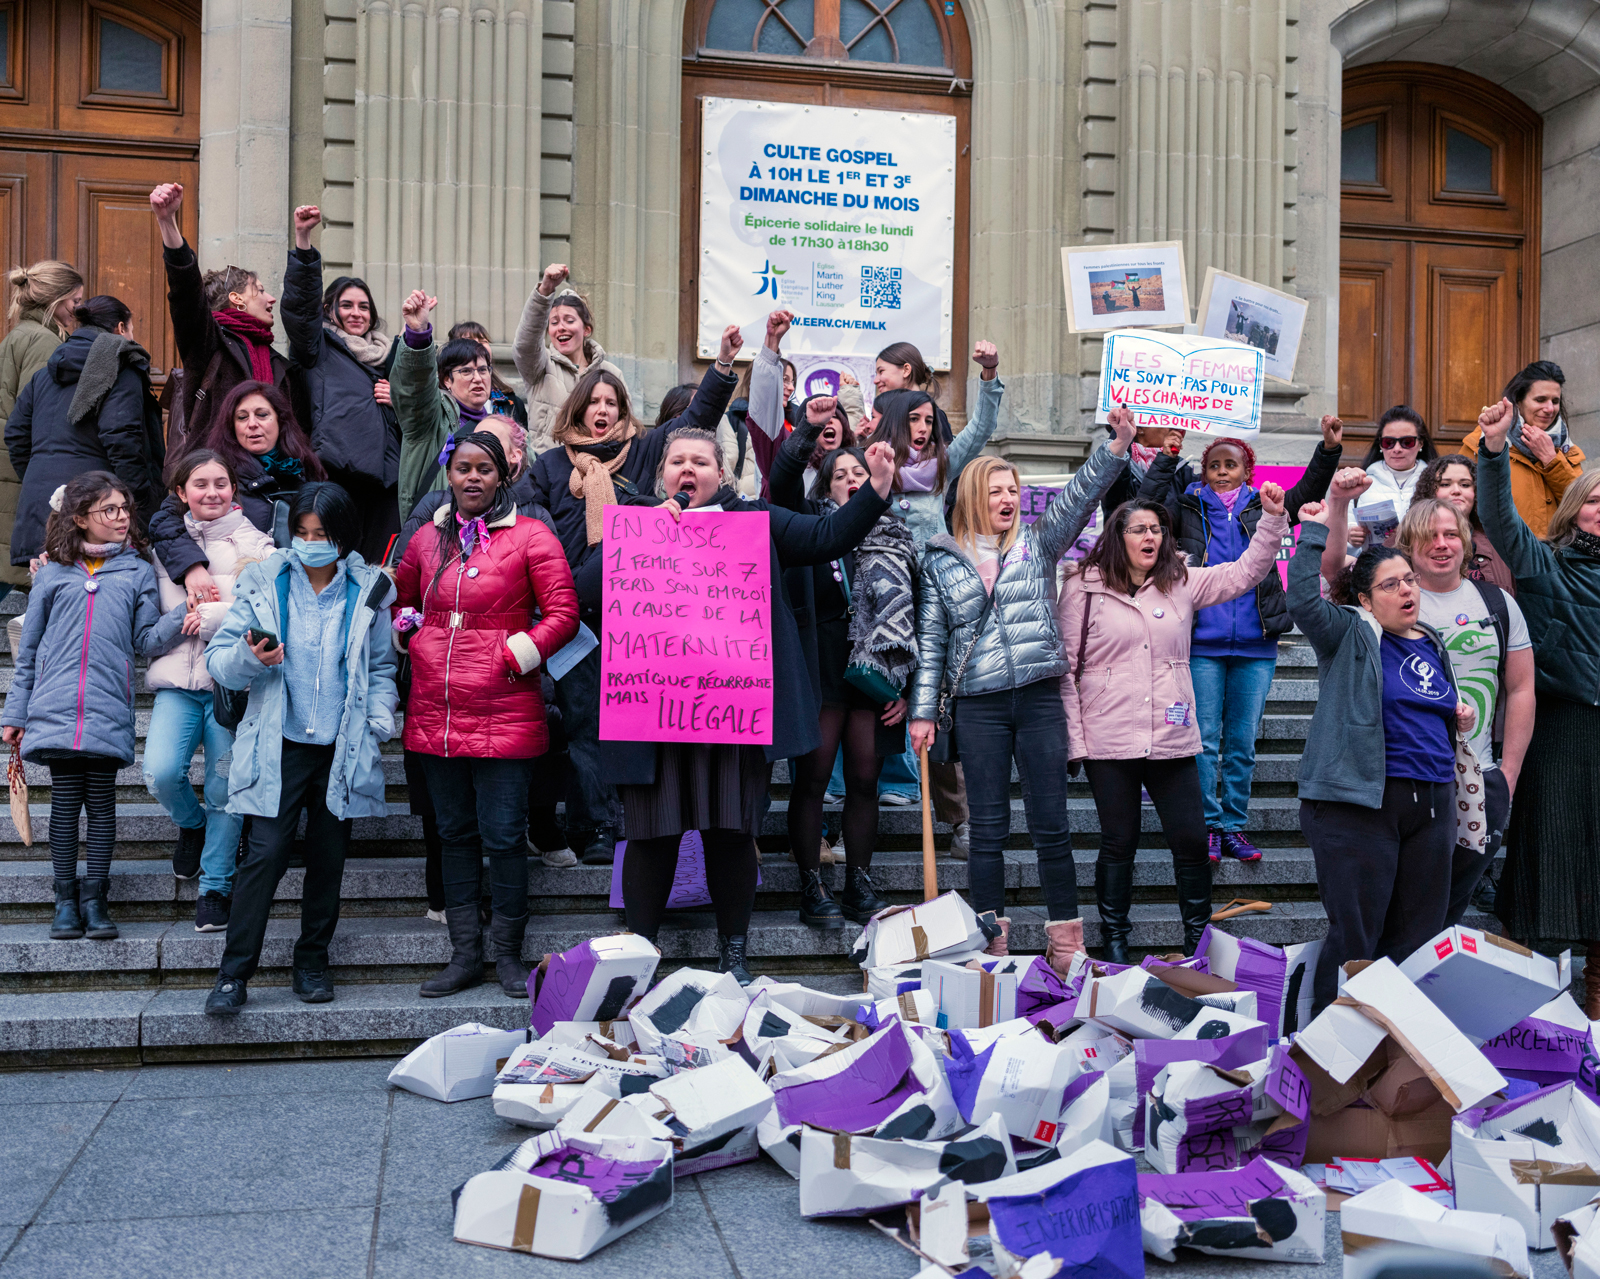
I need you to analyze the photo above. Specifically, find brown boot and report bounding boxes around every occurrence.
[1045,918,1084,977]
[1586,946,1600,1021]
[985,917,1010,957]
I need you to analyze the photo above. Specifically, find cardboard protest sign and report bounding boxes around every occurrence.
[978,1139,1144,1276]
[1481,993,1600,1098]
[1139,1156,1325,1264]
[1096,330,1265,437]
[600,505,773,744]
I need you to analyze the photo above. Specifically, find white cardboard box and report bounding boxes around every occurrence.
[529,933,660,1038]
[643,1054,774,1177]
[849,891,992,969]
[924,957,1025,1029]
[1140,1157,1324,1264]
[961,1032,1084,1146]
[1080,968,1219,1040]
[1340,1178,1530,1277]
[1398,926,1564,1045]
[387,1023,528,1102]
[627,967,750,1056]
[797,1113,1015,1218]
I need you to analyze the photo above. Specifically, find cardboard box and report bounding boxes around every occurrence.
[1398,926,1564,1045]
[739,991,853,1073]
[1145,1047,1308,1175]
[1138,1156,1325,1264]
[453,1131,674,1260]
[797,1113,1015,1218]
[1554,1197,1600,1279]
[769,1019,921,1133]
[1131,1019,1270,1149]
[1056,1072,1117,1157]
[1453,1083,1600,1250]
[555,1091,674,1141]
[924,956,1026,1029]
[947,1025,1085,1146]
[529,933,659,1038]
[1079,967,1257,1040]
[387,1023,529,1102]
[627,967,750,1056]
[640,1055,773,1177]
[1340,1178,1530,1278]
[1481,992,1600,1097]
[1197,926,1322,1038]
[848,891,995,969]
[975,1139,1143,1276]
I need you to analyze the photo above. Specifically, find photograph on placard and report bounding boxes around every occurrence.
[1195,267,1309,384]
[1060,240,1190,333]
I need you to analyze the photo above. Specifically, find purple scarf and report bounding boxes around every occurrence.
[898,448,940,494]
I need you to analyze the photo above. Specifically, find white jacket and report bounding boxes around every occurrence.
[1355,459,1423,523]
[146,506,276,691]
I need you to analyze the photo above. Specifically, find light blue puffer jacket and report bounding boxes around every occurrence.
[204,550,398,820]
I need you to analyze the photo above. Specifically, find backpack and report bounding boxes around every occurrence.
[1473,577,1512,760]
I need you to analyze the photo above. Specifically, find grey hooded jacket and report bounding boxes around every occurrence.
[909,442,1127,720]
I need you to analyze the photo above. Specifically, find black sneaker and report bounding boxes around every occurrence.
[172,823,205,880]
[580,829,617,866]
[205,976,247,1017]
[292,967,335,1003]
[194,891,231,933]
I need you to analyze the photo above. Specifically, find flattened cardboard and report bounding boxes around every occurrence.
[977,1138,1143,1276]
[387,1023,529,1103]
[1398,926,1562,1046]
[1198,926,1322,1039]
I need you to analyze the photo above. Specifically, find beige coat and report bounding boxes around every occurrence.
[511,287,622,456]
[0,315,64,586]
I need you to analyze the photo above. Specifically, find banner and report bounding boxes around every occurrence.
[1095,330,1265,436]
[697,97,956,367]
[599,506,773,744]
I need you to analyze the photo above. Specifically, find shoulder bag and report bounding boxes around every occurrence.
[927,581,999,764]
[835,558,904,705]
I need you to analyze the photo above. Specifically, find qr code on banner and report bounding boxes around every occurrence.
[860,265,902,309]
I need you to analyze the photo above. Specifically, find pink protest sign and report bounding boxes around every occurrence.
[1254,464,1308,588]
[599,505,774,744]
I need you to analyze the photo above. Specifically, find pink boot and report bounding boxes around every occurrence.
[1044,918,1084,977]
[985,917,1010,957]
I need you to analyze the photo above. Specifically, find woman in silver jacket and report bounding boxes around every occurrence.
[909,408,1136,970]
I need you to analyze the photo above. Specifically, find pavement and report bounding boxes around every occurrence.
[0,1058,1575,1279]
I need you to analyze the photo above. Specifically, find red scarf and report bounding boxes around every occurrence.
[212,309,276,383]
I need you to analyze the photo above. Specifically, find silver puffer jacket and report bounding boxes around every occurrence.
[909,442,1127,720]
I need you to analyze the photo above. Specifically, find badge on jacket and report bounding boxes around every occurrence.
[1164,701,1189,726]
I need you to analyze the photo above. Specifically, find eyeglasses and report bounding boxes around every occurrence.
[454,366,492,380]
[1125,524,1165,537]
[1371,572,1419,594]
[88,504,131,520]
[1380,436,1419,450]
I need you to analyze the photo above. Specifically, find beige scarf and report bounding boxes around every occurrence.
[327,322,394,368]
[568,442,634,546]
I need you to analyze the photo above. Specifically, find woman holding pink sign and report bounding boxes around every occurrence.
[606,427,898,985]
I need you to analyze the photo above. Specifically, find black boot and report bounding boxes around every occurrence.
[50,878,84,940]
[80,878,118,940]
[838,866,888,925]
[419,904,483,997]
[717,933,753,986]
[798,868,843,926]
[1175,859,1214,956]
[172,821,204,881]
[488,912,531,998]
[1094,860,1132,964]
[580,827,617,866]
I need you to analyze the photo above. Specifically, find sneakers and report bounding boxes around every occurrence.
[823,791,844,805]
[1207,829,1222,864]
[292,967,335,1003]
[205,975,247,1017]
[948,822,971,861]
[529,836,579,869]
[424,908,447,924]
[194,891,231,932]
[172,822,204,881]
[1220,831,1263,863]
[578,829,616,866]
[880,790,918,806]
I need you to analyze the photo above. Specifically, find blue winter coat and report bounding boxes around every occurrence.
[204,550,399,820]
[3,547,186,764]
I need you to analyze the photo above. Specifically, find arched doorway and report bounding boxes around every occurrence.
[0,0,200,381]
[678,0,972,411]
[1337,63,1541,452]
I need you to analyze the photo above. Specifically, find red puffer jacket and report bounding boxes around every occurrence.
[396,506,579,757]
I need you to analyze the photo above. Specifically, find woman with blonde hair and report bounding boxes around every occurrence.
[908,412,1135,972]
[0,260,85,593]
[1476,396,1600,1013]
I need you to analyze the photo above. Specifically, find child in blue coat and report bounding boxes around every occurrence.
[2,472,188,940]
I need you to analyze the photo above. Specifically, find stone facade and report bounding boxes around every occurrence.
[203,0,1600,461]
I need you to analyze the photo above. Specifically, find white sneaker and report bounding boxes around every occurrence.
[948,822,971,861]
[823,791,845,805]
[528,836,578,868]
[881,791,919,806]
[424,908,447,924]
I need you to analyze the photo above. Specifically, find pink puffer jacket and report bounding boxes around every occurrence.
[1059,511,1287,760]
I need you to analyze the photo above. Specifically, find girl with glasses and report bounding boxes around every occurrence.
[1289,501,1475,1015]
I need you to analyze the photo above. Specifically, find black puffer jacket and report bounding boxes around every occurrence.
[145,455,304,583]
[5,327,166,563]
[281,246,400,490]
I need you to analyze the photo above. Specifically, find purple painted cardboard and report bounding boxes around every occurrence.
[986,1158,1143,1277]
[1017,958,1078,1024]
[946,1032,998,1121]
[1138,1156,1295,1222]
[1143,956,1212,976]
[1133,1025,1269,1147]
[772,1021,921,1131]
[528,943,601,1037]
[1263,1043,1310,1122]
[1481,1015,1600,1100]
[526,1148,665,1202]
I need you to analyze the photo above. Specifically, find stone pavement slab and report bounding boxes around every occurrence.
[0,1101,111,1227]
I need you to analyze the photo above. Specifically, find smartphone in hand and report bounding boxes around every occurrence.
[247,628,280,652]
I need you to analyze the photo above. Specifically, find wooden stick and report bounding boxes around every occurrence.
[920,743,938,902]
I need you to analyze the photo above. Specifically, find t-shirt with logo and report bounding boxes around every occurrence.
[1379,632,1456,784]
[1417,580,1530,773]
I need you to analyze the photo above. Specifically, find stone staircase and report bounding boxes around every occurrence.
[0,585,1501,1066]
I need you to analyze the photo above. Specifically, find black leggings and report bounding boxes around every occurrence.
[49,759,119,881]
[623,830,759,938]
[1085,756,1211,869]
[788,706,886,873]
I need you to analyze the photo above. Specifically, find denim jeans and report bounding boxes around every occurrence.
[953,680,1077,920]
[144,687,245,896]
[418,754,535,917]
[1191,655,1276,831]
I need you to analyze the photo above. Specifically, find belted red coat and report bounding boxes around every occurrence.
[395,505,579,758]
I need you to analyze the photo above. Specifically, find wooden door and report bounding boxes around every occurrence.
[0,0,200,382]
[1337,65,1539,451]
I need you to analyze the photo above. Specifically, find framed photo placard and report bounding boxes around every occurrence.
[1060,241,1191,333]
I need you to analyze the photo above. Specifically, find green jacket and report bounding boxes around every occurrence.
[1288,521,1459,808]
[393,331,461,516]
[0,315,63,586]
[1477,439,1600,705]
